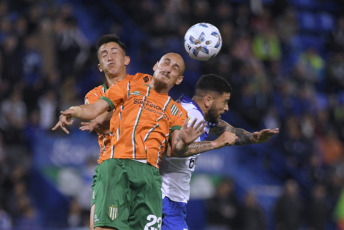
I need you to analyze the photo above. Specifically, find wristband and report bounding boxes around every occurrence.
[69,106,81,118]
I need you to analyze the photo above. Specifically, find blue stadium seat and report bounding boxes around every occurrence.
[316,12,335,31]
[297,11,316,32]
[290,0,318,10]
[291,35,325,53]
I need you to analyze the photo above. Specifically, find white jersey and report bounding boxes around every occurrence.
[160,95,210,203]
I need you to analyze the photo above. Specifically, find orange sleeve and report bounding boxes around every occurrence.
[84,86,104,104]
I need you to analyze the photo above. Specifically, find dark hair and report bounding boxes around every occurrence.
[96,34,127,53]
[195,74,232,96]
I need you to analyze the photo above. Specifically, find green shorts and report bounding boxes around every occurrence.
[90,164,99,207]
[94,158,162,230]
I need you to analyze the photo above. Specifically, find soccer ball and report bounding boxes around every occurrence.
[184,23,222,61]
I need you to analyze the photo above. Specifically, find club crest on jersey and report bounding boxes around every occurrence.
[130,90,141,96]
[108,205,118,221]
[143,76,149,83]
[170,104,179,115]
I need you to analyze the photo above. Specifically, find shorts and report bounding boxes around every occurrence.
[162,196,188,230]
[90,164,99,207]
[94,158,162,230]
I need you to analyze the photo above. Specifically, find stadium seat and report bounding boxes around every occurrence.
[297,11,316,32]
[316,12,335,31]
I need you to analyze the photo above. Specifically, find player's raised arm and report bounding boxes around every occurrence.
[180,130,238,157]
[169,118,206,157]
[52,99,110,134]
[210,119,279,145]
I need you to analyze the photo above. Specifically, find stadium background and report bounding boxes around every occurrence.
[0,0,344,229]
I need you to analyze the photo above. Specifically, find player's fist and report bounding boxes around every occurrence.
[212,131,238,148]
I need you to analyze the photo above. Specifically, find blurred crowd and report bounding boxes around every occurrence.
[0,0,344,229]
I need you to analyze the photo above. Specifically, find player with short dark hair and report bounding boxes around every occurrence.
[160,74,279,230]
[53,33,152,230]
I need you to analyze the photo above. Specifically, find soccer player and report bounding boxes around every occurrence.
[52,34,153,230]
[160,74,279,230]
[52,52,206,230]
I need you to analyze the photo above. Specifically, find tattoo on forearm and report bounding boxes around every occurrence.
[210,120,235,136]
[183,142,213,157]
[234,128,253,145]
[210,120,254,145]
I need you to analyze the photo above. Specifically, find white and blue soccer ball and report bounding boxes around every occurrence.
[184,22,222,61]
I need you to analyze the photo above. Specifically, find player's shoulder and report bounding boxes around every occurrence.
[127,73,152,83]
[85,83,107,98]
[168,98,187,117]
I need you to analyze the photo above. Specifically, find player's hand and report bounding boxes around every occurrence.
[51,113,74,134]
[80,120,110,134]
[251,128,279,143]
[179,118,206,145]
[51,108,77,134]
[212,131,238,148]
[80,120,98,133]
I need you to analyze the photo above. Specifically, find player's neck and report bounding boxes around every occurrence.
[106,73,127,87]
[149,80,169,94]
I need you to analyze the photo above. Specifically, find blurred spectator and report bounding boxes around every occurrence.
[206,177,241,230]
[318,128,344,166]
[22,35,41,88]
[37,89,58,130]
[54,14,90,80]
[274,7,298,50]
[0,88,27,145]
[252,27,282,68]
[67,197,83,228]
[306,184,331,230]
[306,154,326,185]
[334,187,344,230]
[282,116,313,169]
[0,204,12,230]
[14,195,40,229]
[273,179,303,230]
[233,3,251,32]
[296,47,325,90]
[212,1,233,26]
[326,51,344,93]
[231,32,254,63]
[1,34,23,89]
[241,191,266,230]
[329,16,344,52]
[37,18,56,77]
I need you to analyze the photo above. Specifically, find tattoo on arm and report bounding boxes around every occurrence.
[210,120,235,136]
[183,141,213,157]
[210,119,254,145]
[234,128,253,145]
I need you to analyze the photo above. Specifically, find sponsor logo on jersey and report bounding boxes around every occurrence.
[130,90,141,96]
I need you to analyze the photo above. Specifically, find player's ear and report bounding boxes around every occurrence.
[98,63,103,72]
[204,95,214,108]
[124,56,130,66]
[175,75,184,85]
[153,61,159,71]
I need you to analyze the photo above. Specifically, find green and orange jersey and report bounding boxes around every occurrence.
[84,73,152,165]
[99,80,187,168]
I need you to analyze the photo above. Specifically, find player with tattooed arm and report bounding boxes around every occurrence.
[160,74,279,230]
